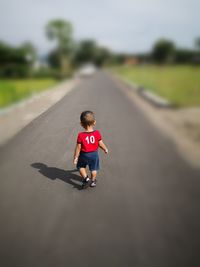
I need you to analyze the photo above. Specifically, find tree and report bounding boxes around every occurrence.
[73,39,112,67]
[21,42,37,77]
[46,19,73,77]
[74,40,97,66]
[193,37,200,65]
[48,48,60,69]
[21,42,37,62]
[94,47,112,66]
[195,37,200,51]
[0,41,32,77]
[152,39,175,64]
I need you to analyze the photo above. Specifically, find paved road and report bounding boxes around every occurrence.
[0,71,200,267]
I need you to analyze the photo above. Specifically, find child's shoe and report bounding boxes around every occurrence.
[81,176,90,189]
[90,180,97,187]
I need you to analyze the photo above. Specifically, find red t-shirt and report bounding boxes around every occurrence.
[77,130,102,152]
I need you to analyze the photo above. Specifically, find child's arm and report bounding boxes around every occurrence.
[99,140,108,154]
[73,143,81,164]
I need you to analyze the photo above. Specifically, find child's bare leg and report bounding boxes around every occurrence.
[91,170,97,181]
[79,168,88,179]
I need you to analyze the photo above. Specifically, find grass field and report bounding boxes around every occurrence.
[0,79,58,108]
[112,65,200,107]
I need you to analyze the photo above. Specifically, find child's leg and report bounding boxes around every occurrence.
[91,170,97,181]
[79,167,88,179]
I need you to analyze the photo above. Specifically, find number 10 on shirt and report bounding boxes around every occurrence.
[85,135,95,144]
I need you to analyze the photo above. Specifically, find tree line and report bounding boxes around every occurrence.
[148,38,200,64]
[0,19,112,78]
[0,19,199,78]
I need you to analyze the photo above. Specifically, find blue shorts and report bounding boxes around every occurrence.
[77,150,100,171]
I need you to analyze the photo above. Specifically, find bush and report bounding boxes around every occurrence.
[0,41,31,78]
[0,64,29,78]
[33,68,58,78]
[175,49,195,64]
[33,67,73,80]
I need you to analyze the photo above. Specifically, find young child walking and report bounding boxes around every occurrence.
[73,111,108,188]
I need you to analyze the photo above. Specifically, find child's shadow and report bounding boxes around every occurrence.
[31,163,82,190]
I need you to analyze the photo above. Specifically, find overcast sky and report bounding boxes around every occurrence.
[0,0,199,54]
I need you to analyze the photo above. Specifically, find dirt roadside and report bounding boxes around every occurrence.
[0,78,79,146]
[111,74,200,168]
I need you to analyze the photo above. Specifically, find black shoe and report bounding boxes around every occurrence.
[81,176,90,189]
[90,180,97,187]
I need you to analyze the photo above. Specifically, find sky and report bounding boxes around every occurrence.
[0,0,199,54]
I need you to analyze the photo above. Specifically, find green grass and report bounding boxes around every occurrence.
[0,79,58,108]
[112,65,200,107]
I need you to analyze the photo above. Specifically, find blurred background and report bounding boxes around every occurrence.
[0,0,199,109]
[1,2,200,265]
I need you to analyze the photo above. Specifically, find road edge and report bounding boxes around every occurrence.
[0,78,79,146]
[107,71,200,169]
[111,73,173,108]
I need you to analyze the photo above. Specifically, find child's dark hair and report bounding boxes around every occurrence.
[80,111,95,128]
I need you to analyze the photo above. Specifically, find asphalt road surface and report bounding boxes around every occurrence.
[0,71,200,267]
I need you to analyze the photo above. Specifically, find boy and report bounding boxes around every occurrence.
[73,111,108,188]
